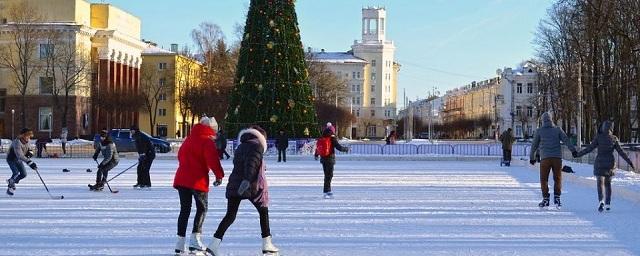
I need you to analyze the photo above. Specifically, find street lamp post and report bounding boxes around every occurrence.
[11,109,15,139]
[48,113,53,139]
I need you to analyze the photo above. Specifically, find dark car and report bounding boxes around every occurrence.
[108,129,171,153]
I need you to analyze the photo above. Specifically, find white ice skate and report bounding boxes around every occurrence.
[205,237,221,256]
[174,236,186,255]
[188,233,207,255]
[262,236,279,255]
[323,192,334,199]
[605,204,611,212]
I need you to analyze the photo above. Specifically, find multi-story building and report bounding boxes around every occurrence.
[139,44,202,138]
[397,96,443,139]
[441,62,539,139]
[0,0,145,138]
[308,7,399,139]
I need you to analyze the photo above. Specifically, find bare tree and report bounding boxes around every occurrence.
[306,52,349,104]
[140,62,173,136]
[0,1,43,127]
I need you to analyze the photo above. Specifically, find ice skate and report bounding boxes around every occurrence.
[205,237,221,256]
[538,197,549,208]
[262,236,279,255]
[553,196,562,209]
[6,187,15,196]
[323,192,333,199]
[188,233,206,254]
[174,236,186,255]
[598,201,605,213]
[605,204,611,212]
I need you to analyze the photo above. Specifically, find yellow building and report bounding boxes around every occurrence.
[0,0,146,138]
[139,45,202,138]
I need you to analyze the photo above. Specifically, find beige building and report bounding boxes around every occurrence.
[139,45,202,138]
[0,0,145,138]
[309,7,399,139]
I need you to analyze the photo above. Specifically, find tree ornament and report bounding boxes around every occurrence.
[288,99,295,108]
[269,20,275,27]
[240,76,245,84]
[304,127,309,136]
[267,41,274,49]
[270,115,278,123]
[257,84,263,91]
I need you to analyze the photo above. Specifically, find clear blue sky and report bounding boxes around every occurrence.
[90,0,554,107]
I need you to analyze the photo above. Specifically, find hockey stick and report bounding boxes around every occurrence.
[95,160,119,193]
[33,168,64,199]
[106,162,138,183]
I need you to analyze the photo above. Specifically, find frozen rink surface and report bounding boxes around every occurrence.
[2,158,640,256]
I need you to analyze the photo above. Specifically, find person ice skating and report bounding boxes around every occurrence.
[6,128,37,196]
[35,136,51,158]
[276,129,288,162]
[131,126,155,189]
[314,123,349,199]
[385,130,397,145]
[573,120,635,212]
[172,117,224,255]
[216,128,231,160]
[529,112,577,208]
[207,125,279,256]
[60,127,68,155]
[499,128,515,166]
[89,130,119,191]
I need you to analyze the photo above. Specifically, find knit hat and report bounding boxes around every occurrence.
[200,116,219,131]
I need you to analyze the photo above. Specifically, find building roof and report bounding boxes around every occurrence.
[142,46,175,55]
[309,51,368,64]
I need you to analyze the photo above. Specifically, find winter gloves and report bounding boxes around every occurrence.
[92,153,98,162]
[27,160,37,170]
[237,179,250,195]
[529,159,536,165]
[572,151,578,158]
[213,179,222,187]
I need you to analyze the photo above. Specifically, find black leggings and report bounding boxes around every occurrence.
[176,187,208,237]
[214,197,271,239]
[597,175,612,204]
[321,158,335,193]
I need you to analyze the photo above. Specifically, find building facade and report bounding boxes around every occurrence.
[309,7,399,139]
[441,62,539,139]
[139,45,202,138]
[0,0,145,139]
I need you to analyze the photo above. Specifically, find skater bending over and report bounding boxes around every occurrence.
[574,120,634,212]
[499,128,515,166]
[172,117,224,255]
[529,112,577,208]
[314,124,349,199]
[90,130,119,191]
[207,125,279,256]
[132,126,155,189]
[6,128,37,196]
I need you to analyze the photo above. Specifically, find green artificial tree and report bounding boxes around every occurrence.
[224,0,319,138]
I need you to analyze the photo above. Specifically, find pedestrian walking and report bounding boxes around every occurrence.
[207,125,279,256]
[275,129,288,162]
[529,112,577,209]
[574,120,635,212]
[172,117,224,255]
[499,128,515,166]
[131,126,155,189]
[314,123,349,199]
[5,128,37,196]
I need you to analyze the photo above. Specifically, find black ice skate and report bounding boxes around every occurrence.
[598,202,605,213]
[538,197,550,208]
[553,196,562,209]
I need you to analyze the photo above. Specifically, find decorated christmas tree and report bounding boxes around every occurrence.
[224,0,319,138]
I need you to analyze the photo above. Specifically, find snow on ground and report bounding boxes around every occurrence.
[1,157,640,255]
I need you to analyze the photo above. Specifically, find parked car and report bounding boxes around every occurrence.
[108,129,171,153]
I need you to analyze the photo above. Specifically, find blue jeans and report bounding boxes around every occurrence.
[7,160,27,184]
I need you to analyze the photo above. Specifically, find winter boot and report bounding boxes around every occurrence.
[174,236,186,255]
[605,204,611,212]
[188,233,206,253]
[553,195,562,208]
[598,201,605,212]
[538,197,550,208]
[262,236,279,254]
[206,237,222,256]
[6,178,15,189]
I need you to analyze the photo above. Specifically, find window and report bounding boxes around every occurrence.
[39,44,54,59]
[516,125,522,137]
[367,125,377,136]
[370,98,376,105]
[352,97,356,104]
[352,84,356,92]
[356,97,360,105]
[527,83,533,94]
[516,106,522,116]
[371,84,375,92]
[158,63,167,70]
[158,108,167,116]
[357,72,361,79]
[159,78,166,86]
[159,93,167,101]
[39,77,53,94]
[527,106,533,117]
[0,89,5,113]
[372,73,376,80]
[372,60,376,67]
[527,125,533,136]
[370,109,375,117]
[357,84,360,92]
[352,72,356,79]
[516,83,522,94]
[39,107,52,131]
[156,125,168,137]
[356,109,360,117]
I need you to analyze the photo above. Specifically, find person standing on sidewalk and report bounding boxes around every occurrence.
[574,120,635,212]
[499,128,515,166]
[172,117,224,255]
[131,126,156,189]
[529,112,577,209]
[276,129,288,162]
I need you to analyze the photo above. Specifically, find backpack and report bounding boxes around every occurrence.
[315,137,332,157]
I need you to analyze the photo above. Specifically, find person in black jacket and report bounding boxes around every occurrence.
[131,126,156,189]
[207,125,279,256]
[314,125,349,199]
[216,128,230,160]
[275,129,288,162]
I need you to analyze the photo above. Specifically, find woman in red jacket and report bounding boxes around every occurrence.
[173,117,224,255]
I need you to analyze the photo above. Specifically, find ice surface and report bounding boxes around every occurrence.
[1,158,639,255]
